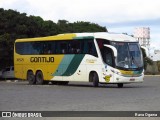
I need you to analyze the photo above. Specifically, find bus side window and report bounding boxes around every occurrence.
[50,41,55,54]
[69,41,76,54]
[58,41,68,54]
[55,41,62,54]
[102,47,114,67]
[68,42,74,54]
[32,42,42,54]
[15,42,24,54]
[75,41,81,53]
[68,41,82,54]
[41,42,48,54]
[55,41,59,54]
[46,44,52,54]
[85,40,98,57]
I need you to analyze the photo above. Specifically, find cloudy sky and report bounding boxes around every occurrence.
[0,0,160,49]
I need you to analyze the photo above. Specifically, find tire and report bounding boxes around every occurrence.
[117,83,123,88]
[35,71,44,85]
[27,71,36,85]
[93,72,99,87]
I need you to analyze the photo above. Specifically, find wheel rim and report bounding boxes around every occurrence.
[28,71,35,84]
[37,73,42,83]
[36,71,43,85]
[118,83,123,88]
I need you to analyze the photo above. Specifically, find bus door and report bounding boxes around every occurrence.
[102,46,115,83]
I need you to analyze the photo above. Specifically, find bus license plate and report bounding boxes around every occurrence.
[130,78,135,81]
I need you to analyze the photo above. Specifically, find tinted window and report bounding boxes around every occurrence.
[55,41,68,54]
[83,40,97,57]
[15,39,97,57]
[69,41,82,54]
[96,39,114,66]
[15,41,55,55]
[102,47,114,66]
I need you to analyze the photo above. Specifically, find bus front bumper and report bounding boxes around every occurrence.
[112,74,144,83]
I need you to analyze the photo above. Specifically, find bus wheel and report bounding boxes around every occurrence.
[117,83,123,88]
[36,71,44,85]
[27,71,36,85]
[93,72,99,87]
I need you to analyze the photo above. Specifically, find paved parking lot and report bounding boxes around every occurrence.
[0,76,160,119]
[0,76,160,111]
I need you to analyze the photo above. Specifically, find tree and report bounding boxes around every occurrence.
[141,48,153,70]
[157,61,160,73]
[0,33,14,68]
[0,8,108,69]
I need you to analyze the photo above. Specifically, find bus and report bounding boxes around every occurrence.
[14,32,144,88]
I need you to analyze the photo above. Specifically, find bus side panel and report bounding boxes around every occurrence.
[32,55,64,80]
[14,53,25,80]
[14,54,64,80]
[14,64,24,79]
[73,60,87,82]
[51,54,86,81]
[85,55,104,82]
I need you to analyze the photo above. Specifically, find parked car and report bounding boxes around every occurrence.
[2,66,15,79]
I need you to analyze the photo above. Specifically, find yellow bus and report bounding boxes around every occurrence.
[14,32,144,88]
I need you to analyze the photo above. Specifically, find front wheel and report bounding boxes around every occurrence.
[93,72,99,87]
[117,83,123,88]
[36,71,44,85]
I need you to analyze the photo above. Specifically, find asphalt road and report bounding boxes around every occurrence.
[1,76,160,120]
[0,76,160,112]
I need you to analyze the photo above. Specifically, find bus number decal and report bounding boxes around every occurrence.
[17,58,24,62]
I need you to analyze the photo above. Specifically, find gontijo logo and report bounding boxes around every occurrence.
[30,57,54,63]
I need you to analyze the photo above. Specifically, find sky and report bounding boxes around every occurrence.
[0,0,160,49]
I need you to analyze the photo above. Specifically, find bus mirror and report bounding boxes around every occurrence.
[104,44,117,57]
[141,46,149,57]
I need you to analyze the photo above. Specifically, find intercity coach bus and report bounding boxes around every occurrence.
[14,32,144,88]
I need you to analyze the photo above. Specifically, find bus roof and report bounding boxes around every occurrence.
[76,32,137,42]
[15,32,137,42]
[15,33,76,42]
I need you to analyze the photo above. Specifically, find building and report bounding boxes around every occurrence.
[134,27,150,47]
[150,49,160,61]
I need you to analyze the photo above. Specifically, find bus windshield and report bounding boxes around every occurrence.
[111,42,143,69]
